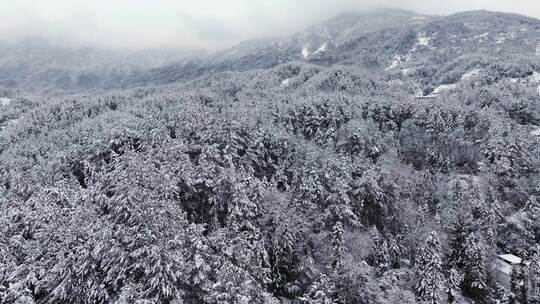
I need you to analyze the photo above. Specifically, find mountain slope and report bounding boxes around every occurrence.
[127,10,540,92]
[0,38,202,93]
[1,9,540,304]
[1,9,538,95]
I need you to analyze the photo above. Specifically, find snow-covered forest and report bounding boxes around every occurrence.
[0,8,540,304]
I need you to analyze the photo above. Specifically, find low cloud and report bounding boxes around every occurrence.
[0,0,538,50]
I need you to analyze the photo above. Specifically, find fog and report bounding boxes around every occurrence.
[0,0,539,51]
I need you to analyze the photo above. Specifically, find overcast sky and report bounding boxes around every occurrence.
[0,0,539,50]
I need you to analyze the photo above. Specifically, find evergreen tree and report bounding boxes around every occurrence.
[269,223,297,292]
[447,267,463,304]
[485,183,504,222]
[524,195,540,219]
[529,251,540,303]
[415,231,446,304]
[204,258,266,304]
[511,263,529,304]
[223,170,262,230]
[462,233,488,299]
[494,283,512,304]
[300,274,335,304]
[388,233,402,268]
[186,223,213,298]
[330,221,345,272]
[479,183,503,248]
[449,216,473,269]
[417,202,431,226]
[370,226,390,275]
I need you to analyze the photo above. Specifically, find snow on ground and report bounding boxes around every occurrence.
[496,37,506,44]
[531,128,540,136]
[385,55,404,71]
[524,72,540,96]
[508,72,539,85]
[432,83,458,95]
[281,78,291,86]
[0,97,10,106]
[417,32,431,46]
[530,71,540,83]
[416,83,459,98]
[0,118,19,132]
[401,68,412,76]
[417,84,459,98]
[396,32,432,66]
[302,47,310,59]
[474,32,490,39]
[461,69,482,80]
[312,43,327,55]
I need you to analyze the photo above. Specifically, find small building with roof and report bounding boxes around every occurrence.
[493,254,523,289]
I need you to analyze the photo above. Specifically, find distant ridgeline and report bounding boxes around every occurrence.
[0,10,538,95]
[0,9,540,304]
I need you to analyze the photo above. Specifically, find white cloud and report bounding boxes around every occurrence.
[0,0,538,50]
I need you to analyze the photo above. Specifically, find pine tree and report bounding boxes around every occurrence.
[493,283,512,304]
[388,233,402,268]
[480,184,503,248]
[462,233,488,299]
[186,224,213,291]
[204,258,266,304]
[511,263,529,304]
[441,180,467,229]
[529,251,540,303]
[417,202,430,225]
[370,226,390,275]
[414,231,445,304]
[434,210,442,227]
[447,267,463,304]
[224,170,262,230]
[330,221,345,272]
[300,274,335,304]
[485,183,504,222]
[269,223,297,292]
[524,195,540,219]
[449,216,473,269]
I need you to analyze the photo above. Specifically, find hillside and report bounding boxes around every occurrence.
[0,9,540,304]
[0,38,202,93]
